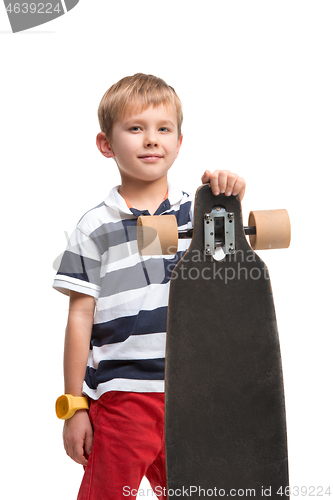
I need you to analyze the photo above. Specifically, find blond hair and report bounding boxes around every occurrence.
[98,73,183,139]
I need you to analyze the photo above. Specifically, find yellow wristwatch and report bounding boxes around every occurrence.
[55,394,89,420]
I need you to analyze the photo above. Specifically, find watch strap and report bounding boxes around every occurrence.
[56,394,89,420]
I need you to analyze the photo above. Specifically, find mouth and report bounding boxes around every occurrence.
[138,154,163,162]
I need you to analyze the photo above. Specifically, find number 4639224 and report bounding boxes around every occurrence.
[277,486,332,497]
[6,3,62,14]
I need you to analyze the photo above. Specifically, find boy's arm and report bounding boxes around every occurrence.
[201,170,246,201]
[62,290,95,466]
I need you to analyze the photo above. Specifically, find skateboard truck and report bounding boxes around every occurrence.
[204,207,236,256]
[137,196,290,256]
[203,207,256,256]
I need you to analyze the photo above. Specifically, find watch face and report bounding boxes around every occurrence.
[56,395,69,418]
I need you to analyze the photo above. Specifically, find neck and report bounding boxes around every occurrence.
[118,174,168,214]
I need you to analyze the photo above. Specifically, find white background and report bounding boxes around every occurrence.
[1,1,332,499]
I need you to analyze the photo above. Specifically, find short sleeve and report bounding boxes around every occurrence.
[53,227,101,298]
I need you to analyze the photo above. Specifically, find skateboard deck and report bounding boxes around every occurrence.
[165,185,289,499]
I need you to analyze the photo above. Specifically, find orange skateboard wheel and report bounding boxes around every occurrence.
[137,215,178,256]
[248,209,291,250]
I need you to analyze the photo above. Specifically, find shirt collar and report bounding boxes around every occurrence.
[104,184,185,215]
[104,186,132,215]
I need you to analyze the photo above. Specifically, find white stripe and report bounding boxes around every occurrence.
[78,203,131,232]
[100,243,142,276]
[177,238,192,252]
[95,282,169,323]
[87,332,166,368]
[53,276,100,298]
[100,241,179,277]
[83,379,165,400]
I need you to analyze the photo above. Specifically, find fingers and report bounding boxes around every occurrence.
[63,433,88,466]
[202,170,246,200]
[65,440,89,466]
[233,176,246,201]
[201,170,211,185]
[63,430,89,466]
[84,426,94,460]
[63,412,93,466]
[207,170,236,196]
[208,170,225,196]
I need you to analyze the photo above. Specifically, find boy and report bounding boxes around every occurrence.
[53,73,246,500]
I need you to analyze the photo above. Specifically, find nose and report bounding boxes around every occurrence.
[144,131,158,148]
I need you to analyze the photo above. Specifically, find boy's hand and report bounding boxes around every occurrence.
[63,410,93,466]
[201,170,246,201]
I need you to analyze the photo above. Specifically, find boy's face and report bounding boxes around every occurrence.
[104,104,183,183]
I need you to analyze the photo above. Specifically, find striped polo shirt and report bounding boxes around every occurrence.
[53,185,193,400]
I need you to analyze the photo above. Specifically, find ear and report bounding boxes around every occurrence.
[176,134,183,156]
[96,132,115,158]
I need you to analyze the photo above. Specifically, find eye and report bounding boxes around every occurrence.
[159,127,169,133]
[129,126,141,132]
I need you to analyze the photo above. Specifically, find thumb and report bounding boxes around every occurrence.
[201,170,211,184]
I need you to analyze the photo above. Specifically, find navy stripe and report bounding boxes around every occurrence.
[85,358,165,389]
[89,220,137,255]
[88,202,192,255]
[99,259,152,297]
[99,251,185,298]
[163,251,185,279]
[174,200,192,226]
[130,208,151,217]
[130,196,172,216]
[91,306,168,347]
[57,251,100,285]
[58,243,185,297]
[154,199,170,215]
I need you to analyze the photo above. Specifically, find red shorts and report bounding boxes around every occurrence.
[77,391,166,500]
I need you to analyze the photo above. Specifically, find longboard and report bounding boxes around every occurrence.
[164,185,289,499]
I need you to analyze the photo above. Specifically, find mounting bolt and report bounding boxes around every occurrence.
[204,214,211,221]
[228,212,234,219]
[205,248,211,255]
